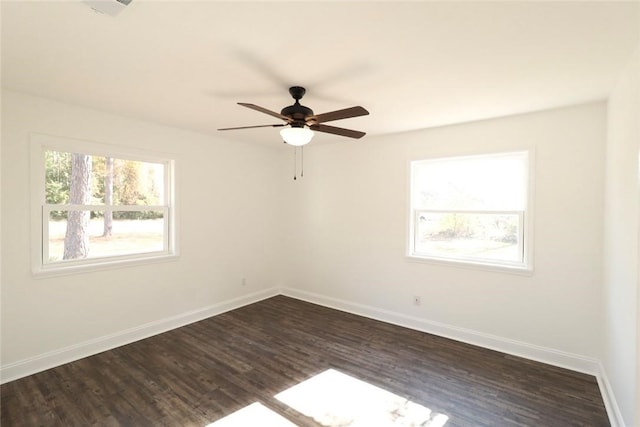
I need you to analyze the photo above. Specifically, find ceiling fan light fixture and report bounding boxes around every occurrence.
[280,126,314,146]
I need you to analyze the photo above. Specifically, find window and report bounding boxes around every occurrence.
[409,151,531,270]
[31,134,177,275]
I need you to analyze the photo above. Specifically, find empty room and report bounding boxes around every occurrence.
[1,1,639,426]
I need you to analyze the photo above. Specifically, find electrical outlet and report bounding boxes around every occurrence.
[413,296,421,306]
[241,277,247,286]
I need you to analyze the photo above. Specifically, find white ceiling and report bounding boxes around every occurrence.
[2,1,639,147]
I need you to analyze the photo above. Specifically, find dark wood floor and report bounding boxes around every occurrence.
[1,296,609,426]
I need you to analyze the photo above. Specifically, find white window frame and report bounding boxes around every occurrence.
[30,133,178,276]
[407,150,534,273]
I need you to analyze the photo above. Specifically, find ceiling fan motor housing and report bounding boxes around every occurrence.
[281,86,313,126]
[281,103,314,125]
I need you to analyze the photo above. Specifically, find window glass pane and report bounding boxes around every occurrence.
[45,150,72,204]
[47,210,165,264]
[44,150,165,206]
[412,152,527,211]
[109,158,165,206]
[415,212,522,263]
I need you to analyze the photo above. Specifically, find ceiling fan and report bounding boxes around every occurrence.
[218,86,369,146]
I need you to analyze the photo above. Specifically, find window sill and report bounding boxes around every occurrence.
[32,253,179,279]
[405,254,533,276]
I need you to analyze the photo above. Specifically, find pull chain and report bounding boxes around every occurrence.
[292,146,305,181]
[293,147,297,180]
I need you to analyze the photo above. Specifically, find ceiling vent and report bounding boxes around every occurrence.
[83,0,132,17]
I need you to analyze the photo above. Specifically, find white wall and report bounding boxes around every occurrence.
[603,46,640,427]
[0,90,285,377]
[2,88,628,420]
[284,103,606,363]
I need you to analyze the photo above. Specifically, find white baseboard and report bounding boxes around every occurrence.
[0,287,280,384]
[281,287,601,375]
[595,362,626,427]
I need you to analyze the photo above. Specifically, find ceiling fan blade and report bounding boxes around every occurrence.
[218,123,286,131]
[307,106,369,124]
[310,124,366,139]
[238,103,292,122]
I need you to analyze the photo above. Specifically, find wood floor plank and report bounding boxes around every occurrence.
[1,296,609,426]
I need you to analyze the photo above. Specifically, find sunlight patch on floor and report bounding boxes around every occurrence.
[275,369,449,427]
[206,402,296,427]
